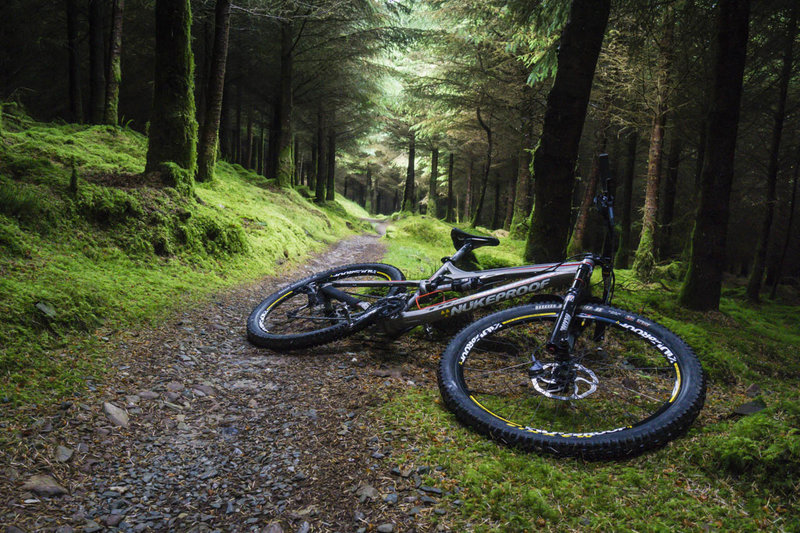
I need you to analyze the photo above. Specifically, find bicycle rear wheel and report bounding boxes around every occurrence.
[247,263,406,350]
[437,301,706,459]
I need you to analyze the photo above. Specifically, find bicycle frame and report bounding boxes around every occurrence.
[329,254,600,335]
[329,153,616,345]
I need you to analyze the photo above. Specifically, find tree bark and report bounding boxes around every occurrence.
[145,0,198,194]
[614,132,638,268]
[471,108,493,227]
[679,0,750,310]
[276,22,294,187]
[491,180,502,229]
[746,4,796,302]
[633,8,675,280]
[104,0,124,125]
[402,131,416,212]
[428,147,439,218]
[445,152,454,222]
[524,0,611,262]
[65,0,83,123]
[88,0,106,124]
[196,0,231,182]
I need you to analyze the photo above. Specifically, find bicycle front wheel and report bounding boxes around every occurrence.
[437,301,706,459]
[247,263,405,350]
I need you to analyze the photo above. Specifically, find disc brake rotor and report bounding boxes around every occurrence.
[531,363,599,400]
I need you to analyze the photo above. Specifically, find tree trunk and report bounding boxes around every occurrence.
[309,140,317,191]
[428,148,439,218]
[746,4,796,302]
[365,166,373,212]
[219,79,231,159]
[195,0,231,182]
[145,0,198,194]
[679,0,750,311]
[402,131,416,211]
[659,131,682,258]
[445,152,454,222]
[65,0,83,123]
[567,156,601,256]
[315,111,327,203]
[504,161,517,231]
[235,84,242,163]
[88,0,106,124]
[510,130,534,237]
[615,132,638,268]
[463,158,474,220]
[326,123,336,201]
[104,0,124,125]
[770,155,799,298]
[245,113,254,169]
[275,22,294,187]
[471,108,493,227]
[524,0,611,262]
[491,181,502,229]
[633,9,674,280]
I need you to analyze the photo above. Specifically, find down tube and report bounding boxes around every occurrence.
[386,270,577,330]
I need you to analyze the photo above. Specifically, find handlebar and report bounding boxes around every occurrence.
[598,153,614,195]
[594,153,616,260]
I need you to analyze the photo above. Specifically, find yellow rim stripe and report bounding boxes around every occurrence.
[502,312,557,325]
[267,290,294,311]
[470,395,522,427]
[670,363,681,403]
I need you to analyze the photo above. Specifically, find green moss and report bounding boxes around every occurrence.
[632,225,656,280]
[696,400,800,493]
[77,184,143,225]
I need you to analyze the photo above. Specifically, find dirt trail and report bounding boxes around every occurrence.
[1,229,452,533]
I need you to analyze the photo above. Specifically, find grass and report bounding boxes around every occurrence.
[377,215,800,531]
[0,106,370,408]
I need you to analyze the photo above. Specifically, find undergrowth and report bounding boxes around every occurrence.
[0,106,369,407]
[378,215,800,531]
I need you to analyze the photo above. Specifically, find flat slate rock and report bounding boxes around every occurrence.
[734,399,767,416]
[21,474,68,496]
[103,402,129,428]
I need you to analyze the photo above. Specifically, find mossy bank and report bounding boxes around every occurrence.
[0,106,370,407]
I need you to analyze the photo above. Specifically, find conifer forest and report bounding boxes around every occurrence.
[1,0,799,531]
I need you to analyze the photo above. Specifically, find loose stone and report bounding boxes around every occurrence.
[55,445,74,463]
[103,402,129,428]
[21,474,68,497]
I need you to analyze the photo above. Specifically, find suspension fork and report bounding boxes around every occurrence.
[546,256,596,359]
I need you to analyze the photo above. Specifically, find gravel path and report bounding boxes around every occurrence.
[1,228,457,533]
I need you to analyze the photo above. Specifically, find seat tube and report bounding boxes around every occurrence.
[546,256,595,358]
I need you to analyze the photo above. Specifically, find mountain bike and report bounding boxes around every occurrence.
[247,154,706,459]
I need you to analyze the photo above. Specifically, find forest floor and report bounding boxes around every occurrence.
[1,225,460,533]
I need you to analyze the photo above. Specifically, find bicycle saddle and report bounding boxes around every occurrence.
[450,227,500,250]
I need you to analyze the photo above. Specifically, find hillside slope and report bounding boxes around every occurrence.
[0,106,369,404]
